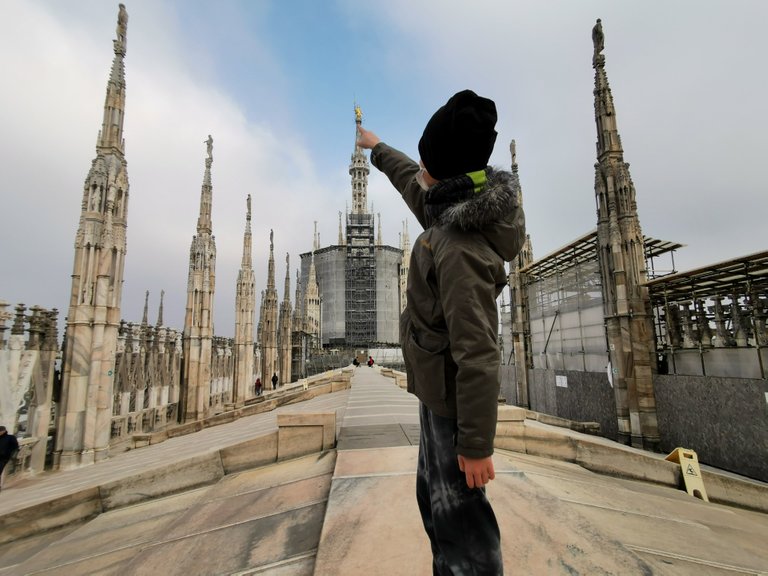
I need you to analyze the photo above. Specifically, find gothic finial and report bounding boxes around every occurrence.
[270,229,274,249]
[157,289,165,326]
[247,194,252,221]
[12,304,26,335]
[355,103,362,123]
[0,301,9,336]
[27,306,46,349]
[142,290,149,325]
[44,309,59,350]
[99,3,128,152]
[196,136,214,234]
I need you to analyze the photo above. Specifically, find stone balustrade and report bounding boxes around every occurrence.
[0,301,58,480]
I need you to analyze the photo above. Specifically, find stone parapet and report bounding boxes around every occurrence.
[0,488,102,546]
[220,431,279,474]
[379,367,407,389]
[277,412,336,461]
[0,411,338,545]
[98,453,225,511]
[494,411,768,514]
[525,409,602,435]
[126,368,350,450]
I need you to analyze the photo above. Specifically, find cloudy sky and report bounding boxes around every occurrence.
[1,0,766,337]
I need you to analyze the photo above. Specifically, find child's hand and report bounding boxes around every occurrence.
[458,454,496,488]
[357,126,381,149]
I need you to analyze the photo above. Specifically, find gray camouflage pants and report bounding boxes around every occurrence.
[417,402,503,575]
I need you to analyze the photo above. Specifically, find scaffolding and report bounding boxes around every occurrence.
[345,212,376,346]
[517,230,682,373]
[645,250,768,379]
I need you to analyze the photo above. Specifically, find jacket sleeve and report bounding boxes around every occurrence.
[370,142,428,229]
[436,237,502,459]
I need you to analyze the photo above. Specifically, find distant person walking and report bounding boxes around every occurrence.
[255,377,262,396]
[0,426,19,492]
[367,356,374,367]
[271,372,279,390]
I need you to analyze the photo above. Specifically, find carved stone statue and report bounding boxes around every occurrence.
[713,298,735,347]
[680,302,697,348]
[750,289,767,346]
[592,18,604,57]
[204,135,213,159]
[117,4,128,42]
[695,300,713,347]
[666,303,682,348]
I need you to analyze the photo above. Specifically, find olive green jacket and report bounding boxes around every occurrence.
[371,142,526,458]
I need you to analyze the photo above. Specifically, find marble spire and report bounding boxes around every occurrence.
[591,18,659,450]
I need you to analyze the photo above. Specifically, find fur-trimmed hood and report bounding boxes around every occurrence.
[426,167,523,261]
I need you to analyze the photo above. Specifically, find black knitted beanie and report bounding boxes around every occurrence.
[418,90,498,180]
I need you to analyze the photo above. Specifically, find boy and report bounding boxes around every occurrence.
[357,90,525,574]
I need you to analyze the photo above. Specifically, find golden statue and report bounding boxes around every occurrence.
[355,104,362,122]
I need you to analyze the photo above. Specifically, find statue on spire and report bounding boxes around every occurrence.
[246,194,252,220]
[204,135,213,160]
[117,4,128,41]
[355,104,363,123]
[592,18,605,65]
[114,4,128,54]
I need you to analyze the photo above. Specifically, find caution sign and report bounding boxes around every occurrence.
[665,447,709,502]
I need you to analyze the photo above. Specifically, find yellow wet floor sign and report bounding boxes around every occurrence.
[665,447,709,502]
